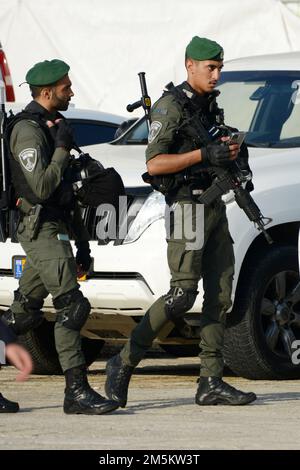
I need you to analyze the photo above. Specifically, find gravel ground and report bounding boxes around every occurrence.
[1,355,300,450]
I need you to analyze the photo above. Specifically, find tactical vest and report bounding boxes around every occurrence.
[6,110,74,219]
[164,82,221,154]
[145,83,224,202]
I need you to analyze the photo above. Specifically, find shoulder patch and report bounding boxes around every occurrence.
[148,121,163,144]
[18,148,37,172]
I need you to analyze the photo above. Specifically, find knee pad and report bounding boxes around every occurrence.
[14,289,44,311]
[53,288,91,331]
[2,290,44,335]
[164,287,198,322]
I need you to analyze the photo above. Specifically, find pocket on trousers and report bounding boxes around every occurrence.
[39,258,61,291]
[39,257,77,293]
[167,241,186,274]
[37,240,75,292]
[38,239,74,260]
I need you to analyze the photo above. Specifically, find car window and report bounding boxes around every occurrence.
[217,81,259,132]
[281,86,300,140]
[218,71,300,148]
[113,118,139,140]
[69,120,119,146]
[115,117,148,145]
[126,118,148,143]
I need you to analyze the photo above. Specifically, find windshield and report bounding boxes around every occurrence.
[218,71,300,148]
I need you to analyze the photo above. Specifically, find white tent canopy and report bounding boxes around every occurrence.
[0,0,300,116]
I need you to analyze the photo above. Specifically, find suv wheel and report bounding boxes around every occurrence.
[19,320,105,375]
[224,245,300,379]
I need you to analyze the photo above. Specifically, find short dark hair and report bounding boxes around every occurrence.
[29,83,55,98]
[29,85,44,98]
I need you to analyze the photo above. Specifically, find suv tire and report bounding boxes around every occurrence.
[224,244,300,379]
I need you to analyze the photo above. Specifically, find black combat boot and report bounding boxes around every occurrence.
[64,365,119,415]
[105,354,134,408]
[195,377,256,406]
[0,393,19,413]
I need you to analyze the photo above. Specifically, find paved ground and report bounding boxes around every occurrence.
[1,355,300,450]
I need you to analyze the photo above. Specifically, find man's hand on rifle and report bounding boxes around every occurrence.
[201,139,239,167]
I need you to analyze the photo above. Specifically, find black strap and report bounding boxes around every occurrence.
[5,110,54,145]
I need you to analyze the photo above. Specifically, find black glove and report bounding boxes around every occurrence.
[75,241,92,272]
[201,143,231,167]
[55,119,74,151]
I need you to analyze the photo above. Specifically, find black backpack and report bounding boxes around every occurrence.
[67,152,126,208]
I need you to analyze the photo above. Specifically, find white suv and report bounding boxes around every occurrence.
[1,52,300,380]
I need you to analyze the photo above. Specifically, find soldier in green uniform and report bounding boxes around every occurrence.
[105,37,256,407]
[1,59,118,415]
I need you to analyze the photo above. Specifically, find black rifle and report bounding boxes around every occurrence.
[127,72,151,130]
[197,162,273,244]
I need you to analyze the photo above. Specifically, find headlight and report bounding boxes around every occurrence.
[123,191,166,244]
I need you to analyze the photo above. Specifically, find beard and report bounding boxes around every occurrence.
[55,97,70,111]
[52,92,70,111]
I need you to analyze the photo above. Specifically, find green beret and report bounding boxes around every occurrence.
[25,59,70,86]
[186,36,224,61]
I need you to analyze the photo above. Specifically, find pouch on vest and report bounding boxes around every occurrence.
[142,171,183,196]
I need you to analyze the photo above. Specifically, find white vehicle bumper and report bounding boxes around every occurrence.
[0,219,204,314]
